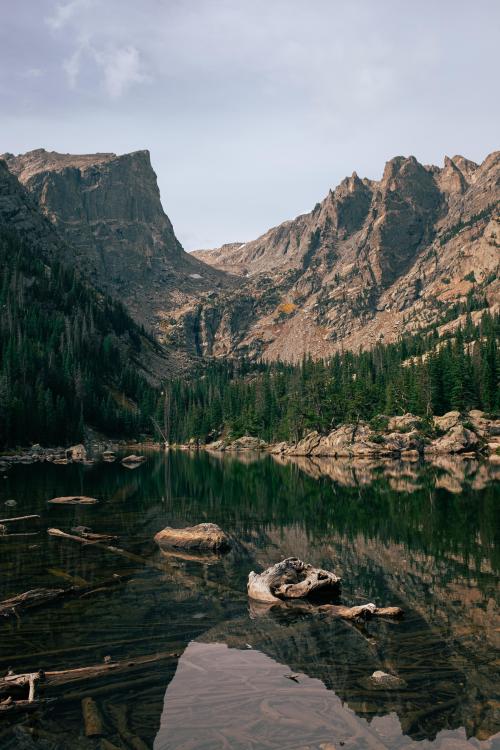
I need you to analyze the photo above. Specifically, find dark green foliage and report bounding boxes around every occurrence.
[168,312,499,443]
[0,229,160,447]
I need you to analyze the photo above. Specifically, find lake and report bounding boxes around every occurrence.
[0,451,499,749]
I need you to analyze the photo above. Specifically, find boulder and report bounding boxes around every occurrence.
[154,522,231,552]
[226,436,267,451]
[426,424,479,454]
[368,670,406,689]
[268,442,288,454]
[205,440,226,452]
[48,496,99,505]
[387,413,421,432]
[65,444,87,461]
[286,431,322,456]
[433,411,461,431]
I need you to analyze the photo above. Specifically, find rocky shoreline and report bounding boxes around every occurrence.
[1,411,499,472]
[203,410,500,461]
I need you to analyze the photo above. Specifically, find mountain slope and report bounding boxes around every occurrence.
[192,153,499,361]
[0,159,164,447]
[2,149,233,342]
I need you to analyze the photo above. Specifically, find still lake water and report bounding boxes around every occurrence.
[0,451,499,750]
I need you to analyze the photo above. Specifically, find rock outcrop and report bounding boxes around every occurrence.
[267,411,500,458]
[2,149,233,352]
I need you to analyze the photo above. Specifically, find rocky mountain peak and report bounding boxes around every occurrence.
[2,148,232,341]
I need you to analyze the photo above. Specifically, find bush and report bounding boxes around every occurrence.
[369,415,389,432]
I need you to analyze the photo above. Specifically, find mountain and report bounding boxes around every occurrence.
[0,158,165,446]
[193,153,499,361]
[2,149,232,343]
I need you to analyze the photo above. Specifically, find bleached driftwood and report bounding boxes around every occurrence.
[247,558,403,620]
[247,557,341,603]
[0,514,40,524]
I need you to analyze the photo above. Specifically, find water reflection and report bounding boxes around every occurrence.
[0,452,498,749]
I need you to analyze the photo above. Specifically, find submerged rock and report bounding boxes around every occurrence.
[48,496,99,505]
[368,670,406,689]
[154,522,231,552]
[121,454,147,465]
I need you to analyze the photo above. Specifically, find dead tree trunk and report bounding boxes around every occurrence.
[247,557,403,620]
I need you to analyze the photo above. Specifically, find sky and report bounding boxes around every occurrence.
[1,1,499,250]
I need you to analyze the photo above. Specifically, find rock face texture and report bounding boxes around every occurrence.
[3,148,498,366]
[193,152,499,361]
[265,410,500,458]
[2,149,232,345]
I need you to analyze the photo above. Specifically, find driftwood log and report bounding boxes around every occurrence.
[0,650,179,709]
[247,558,403,620]
[82,696,103,737]
[248,557,341,603]
[0,575,129,618]
[0,515,40,524]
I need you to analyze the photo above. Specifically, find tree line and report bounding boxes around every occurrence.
[167,310,499,444]
[0,229,159,448]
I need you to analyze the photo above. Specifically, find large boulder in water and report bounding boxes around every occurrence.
[154,523,231,552]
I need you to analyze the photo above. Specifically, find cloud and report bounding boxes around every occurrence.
[22,68,44,78]
[93,46,147,99]
[63,44,85,88]
[46,0,91,30]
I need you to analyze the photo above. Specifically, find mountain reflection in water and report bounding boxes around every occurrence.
[0,451,498,749]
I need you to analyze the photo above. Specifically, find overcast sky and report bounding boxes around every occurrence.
[1,1,498,249]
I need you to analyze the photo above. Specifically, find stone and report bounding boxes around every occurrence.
[426,424,479,454]
[388,413,421,432]
[369,670,406,689]
[48,496,99,505]
[205,440,226,452]
[65,444,87,461]
[154,523,231,552]
[433,411,461,432]
[226,436,267,451]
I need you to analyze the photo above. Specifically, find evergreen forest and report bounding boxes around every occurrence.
[0,228,160,448]
[167,310,500,444]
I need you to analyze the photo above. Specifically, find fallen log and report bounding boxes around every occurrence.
[0,698,46,716]
[0,588,65,618]
[0,575,130,618]
[0,650,179,701]
[247,557,341,603]
[71,526,118,542]
[247,557,403,620]
[107,703,151,750]
[82,696,103,737]
[48,527,160,569]
[0,515,40,524]
[48,496,99,505]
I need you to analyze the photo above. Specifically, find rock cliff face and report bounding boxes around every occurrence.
[193,152,499,361]
[2,149,232,342]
